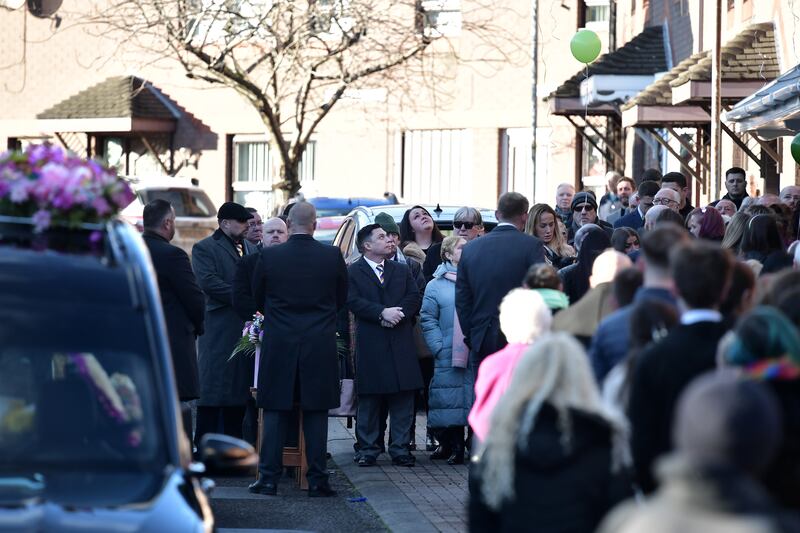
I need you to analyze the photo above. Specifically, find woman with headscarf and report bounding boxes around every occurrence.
[470,333,632,532]
[557,224,612,304]
[721,306,800,510]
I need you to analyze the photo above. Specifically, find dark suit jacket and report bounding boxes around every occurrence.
[144,232,205,400]
[455,225,545,363]
[613,208,644,230]
[348,257,423,395]
[254,234,348,410]
[628,320,729,493]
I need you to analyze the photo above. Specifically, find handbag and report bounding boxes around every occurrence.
[328,378,356,417]
[329,316,357,417]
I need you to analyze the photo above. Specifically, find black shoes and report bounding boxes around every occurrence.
[248,479,277,496]
[429,445,452,460]
[358,455,377,467]
[392,455,416,467]
[447,449,465,465]
[308,483,338,498]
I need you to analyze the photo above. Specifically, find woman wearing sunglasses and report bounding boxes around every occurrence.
[525,204,576,269]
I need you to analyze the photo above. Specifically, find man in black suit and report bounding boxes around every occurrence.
[455,192,545,367]
[348,224,423,467]
[142,199,205,444]
[628,241,733,493]
[613,180,660,230]
[248,202,348,497]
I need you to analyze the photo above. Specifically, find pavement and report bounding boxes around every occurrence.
[210,413,469,533]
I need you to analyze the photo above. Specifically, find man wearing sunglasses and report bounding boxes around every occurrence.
[568,191,613,243]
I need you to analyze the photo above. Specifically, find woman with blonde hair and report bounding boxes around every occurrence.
[470,333,632,532]
[721,212,751,253]
[525,203,576,269]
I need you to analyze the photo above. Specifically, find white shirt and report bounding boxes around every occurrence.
[363,256,385,282]
[680,309,723,325]
[496,222,517,229]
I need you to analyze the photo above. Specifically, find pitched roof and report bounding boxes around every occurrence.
[669,22,778,87]
[37,76,178,120]
[549,25,668,99]
[621,52,706,110]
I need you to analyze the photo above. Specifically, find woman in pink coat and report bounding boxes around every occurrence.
[468,288,553,444]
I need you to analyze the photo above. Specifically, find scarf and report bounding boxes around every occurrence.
[744,356,800,381]
[444,271,468,368]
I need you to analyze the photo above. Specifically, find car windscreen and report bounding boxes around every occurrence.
[141,188,215,217]
[0,299,169,478]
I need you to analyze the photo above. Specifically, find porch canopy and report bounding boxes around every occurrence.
[621,22,780,189]
[548,25,668,172]
[726,63,800,139]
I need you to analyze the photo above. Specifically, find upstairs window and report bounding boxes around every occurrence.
[417,0,462,38]
[585,0,610,30]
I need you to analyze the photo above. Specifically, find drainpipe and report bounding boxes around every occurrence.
[531,0,539,203]
[710,0,722,200]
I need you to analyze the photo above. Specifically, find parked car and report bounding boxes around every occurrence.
[120,176,218,256]
[0,216,256,532]
[332,204,498,264]
[277,196,399,244]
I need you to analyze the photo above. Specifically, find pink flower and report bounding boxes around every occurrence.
[31,209,51,232]
[91,196,111,215]
[9,179,31,203]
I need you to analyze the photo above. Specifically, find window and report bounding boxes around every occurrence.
[417,0,461,38]
[400,129,471,204]
[231,135,315,215]
[310,0,356,36]
[585,0,609,30]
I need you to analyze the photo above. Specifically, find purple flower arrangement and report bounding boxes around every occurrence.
[0,143,135,232]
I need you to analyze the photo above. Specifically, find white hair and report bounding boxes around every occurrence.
[498,289,552,344]
[590,249,632,287]
[479,333,629,509]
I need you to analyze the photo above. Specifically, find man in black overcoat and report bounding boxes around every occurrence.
[348,224,422,467]
[628,241,734,493]
[455,192,545,369]
[248,202,348,497]
[142,199,205,444]
[192,202,254,448]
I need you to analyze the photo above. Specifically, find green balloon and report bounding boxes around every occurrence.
[792,133,800,165]
[570,29,602,64]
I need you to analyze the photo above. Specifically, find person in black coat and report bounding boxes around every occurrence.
[628,241,734,493]
[348,223,423,467]
[558,224,612,304]
[456,192,545,367]
[248,202,348,497]
[142,199,205,443]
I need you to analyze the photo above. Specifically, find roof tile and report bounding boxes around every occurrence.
[37,76,176,121]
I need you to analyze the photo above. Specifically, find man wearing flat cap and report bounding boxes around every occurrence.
[567,191,613,243]
[375,212,425,292]
[192,201,256,449]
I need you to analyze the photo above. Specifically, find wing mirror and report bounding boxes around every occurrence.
[198,434,258,477]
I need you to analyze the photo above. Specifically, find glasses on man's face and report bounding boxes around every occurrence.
[573,204,594,213]
[453,221,475,230]
[653,198,678,206]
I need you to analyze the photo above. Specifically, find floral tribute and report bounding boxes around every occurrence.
[0,143,135,232]
[230,311,264,360]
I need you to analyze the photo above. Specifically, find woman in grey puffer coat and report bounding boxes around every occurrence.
[421,236,474,465]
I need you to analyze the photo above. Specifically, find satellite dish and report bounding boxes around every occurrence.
[27,0,62,18]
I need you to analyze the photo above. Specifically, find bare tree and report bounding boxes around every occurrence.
[89,0,520,200]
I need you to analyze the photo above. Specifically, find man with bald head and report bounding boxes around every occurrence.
[555,183,575,226]
[714,199,737,217]
[263,217,289,246]
[780,186,800,211]
[643,205,669,232]
[249,201,348,497]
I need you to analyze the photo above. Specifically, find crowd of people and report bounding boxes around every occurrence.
[139,165,800,530]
